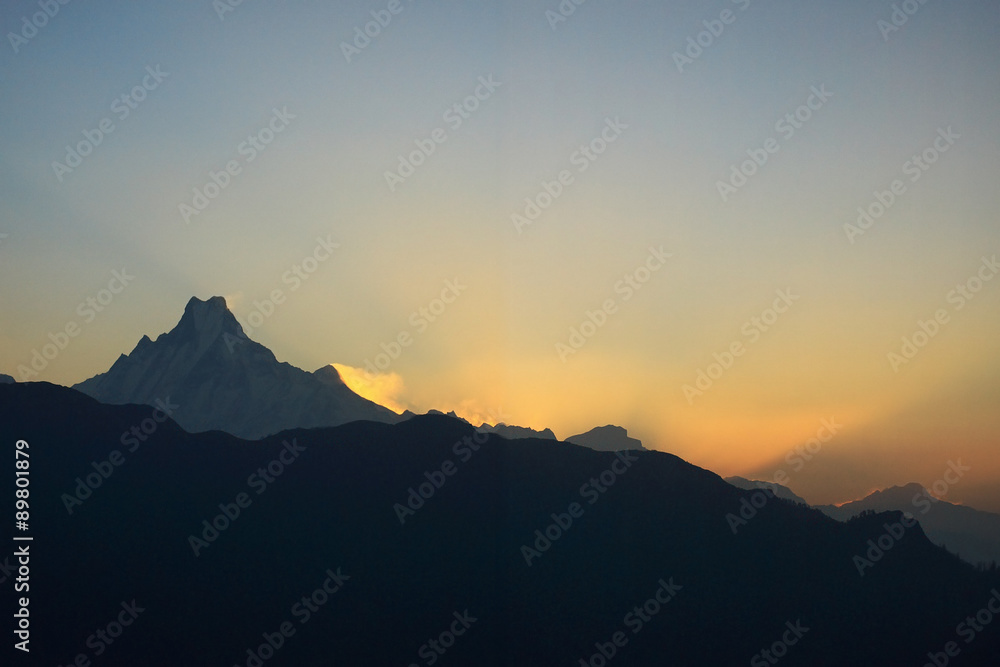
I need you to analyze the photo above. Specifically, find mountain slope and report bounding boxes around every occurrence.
[73,296,399,439]
[816,483,1000,567]
[2,382,997,666]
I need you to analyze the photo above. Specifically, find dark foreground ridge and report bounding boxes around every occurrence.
[1,383,998,666]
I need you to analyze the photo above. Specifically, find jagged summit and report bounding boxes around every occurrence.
[74,295,398,439]
[173,295,244,340]
[151,296,255,361]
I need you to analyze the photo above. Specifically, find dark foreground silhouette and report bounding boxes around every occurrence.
[1,383,998,666]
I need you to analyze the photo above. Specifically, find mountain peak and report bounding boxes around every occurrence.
[187,294,228,311]
[74,295,399,439]
[312,364,346,387]
[171,295,245,347]
[182,295,237,325]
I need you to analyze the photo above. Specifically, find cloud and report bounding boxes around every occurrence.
[332,363,410,413]
[445,400,511,428]
[223,291,244,311]
[332,364,512,427]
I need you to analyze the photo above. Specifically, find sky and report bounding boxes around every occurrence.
[2,0,999,511]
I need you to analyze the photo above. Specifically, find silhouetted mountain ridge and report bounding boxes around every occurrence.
[726,476,809,505]
[478,423,558,440]
[568,424,647,451]
[1,382,997,665]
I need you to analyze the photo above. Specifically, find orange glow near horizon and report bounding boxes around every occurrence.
[316,310,1000,513]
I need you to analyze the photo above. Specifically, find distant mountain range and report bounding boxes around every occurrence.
[415,410,560,442]
[725,476,809,506]
[815,483,1000,568]
[477,422,557,440]
[727,477,1000,568]
[73,296,400,439]
[477,423,648,452]
[2,381,997,665]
